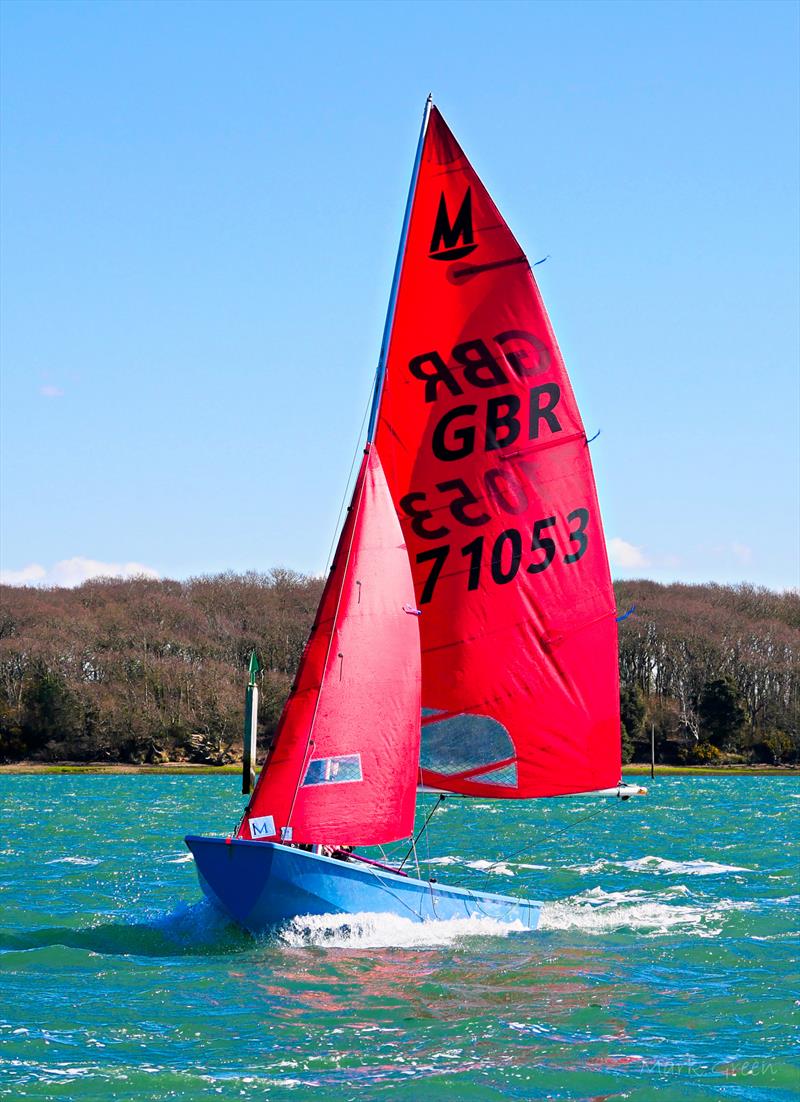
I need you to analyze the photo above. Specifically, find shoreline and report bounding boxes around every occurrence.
[0,762,797,776]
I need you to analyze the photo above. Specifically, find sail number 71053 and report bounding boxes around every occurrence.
[415,508,590,604]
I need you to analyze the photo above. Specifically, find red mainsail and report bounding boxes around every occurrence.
[374,106,620,798]
[238,446,421,845]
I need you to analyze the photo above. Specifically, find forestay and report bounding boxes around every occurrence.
[374,106,620,798]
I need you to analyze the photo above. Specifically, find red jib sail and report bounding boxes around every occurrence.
[374,106,620,798]
[238,446,421,845]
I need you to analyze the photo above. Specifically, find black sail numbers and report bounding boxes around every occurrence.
[399,330,591,605]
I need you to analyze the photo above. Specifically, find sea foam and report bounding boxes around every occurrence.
[277,911,527,949]
[539,886,750,937]
[570,855,751,876]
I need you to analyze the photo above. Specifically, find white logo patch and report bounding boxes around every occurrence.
[249,815,276,839]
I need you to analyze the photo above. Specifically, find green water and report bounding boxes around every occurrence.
[1,775,797,1101]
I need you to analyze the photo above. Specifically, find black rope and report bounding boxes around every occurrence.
[398,794,445,872]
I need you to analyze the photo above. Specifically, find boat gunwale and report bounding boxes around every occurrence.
[184,834,543,909]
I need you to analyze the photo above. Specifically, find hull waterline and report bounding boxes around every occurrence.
[185,835,541,934]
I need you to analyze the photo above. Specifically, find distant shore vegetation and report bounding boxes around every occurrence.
[0,574,797,768]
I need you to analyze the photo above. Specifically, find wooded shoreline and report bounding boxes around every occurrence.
[1,572,797,768]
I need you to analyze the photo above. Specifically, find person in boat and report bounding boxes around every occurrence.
[293,843,353,860]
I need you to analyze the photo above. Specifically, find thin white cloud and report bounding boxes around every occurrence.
[38,385,64,399]
[0,563,48,585]
[731,542,753,565]
[608,537,649,569]
[1,558,160,588]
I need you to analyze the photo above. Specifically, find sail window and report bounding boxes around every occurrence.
[420,712,515,776]
[302,753,363,787]
[468,763,519,787]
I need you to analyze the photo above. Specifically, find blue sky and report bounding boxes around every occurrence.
[1,0,798,591]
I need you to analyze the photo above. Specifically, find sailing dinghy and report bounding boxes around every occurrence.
[186,99,643,935]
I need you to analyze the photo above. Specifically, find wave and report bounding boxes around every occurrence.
[570,855,751,876]
[0,901,248,958]
[421,856,546,876]
[277,911,527,949]
[465,859,515,876]
[539,887,750,937]
[44,857,102,867]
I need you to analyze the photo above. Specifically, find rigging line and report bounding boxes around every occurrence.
[476,806,605,876]
[430,806,607,892]
[418,761,432,869]
[398,794,445,871]
[411,832,421,882]
[323,386,373,576]
[360,853,520,928]
[284,448,374,834]
[358,860,426,921]
[459,885,503,923]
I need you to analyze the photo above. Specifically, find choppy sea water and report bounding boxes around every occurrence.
[0,775,798,1101]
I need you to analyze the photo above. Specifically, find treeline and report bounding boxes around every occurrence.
[615,580,798,765]
[0,571,323,765]
[0,574,797,766]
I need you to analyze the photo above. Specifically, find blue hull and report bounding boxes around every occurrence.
[185,836,541,934]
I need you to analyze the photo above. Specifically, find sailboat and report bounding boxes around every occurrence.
[185,98,643,935]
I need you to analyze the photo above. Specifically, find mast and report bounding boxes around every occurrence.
[366,94,432,444]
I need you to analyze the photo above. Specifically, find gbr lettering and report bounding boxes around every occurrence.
[409,330,552,401]
[407,330,563,462]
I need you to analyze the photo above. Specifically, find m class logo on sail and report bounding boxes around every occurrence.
[429,188,477,261]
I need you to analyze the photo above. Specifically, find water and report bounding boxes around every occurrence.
[1,775,798,1100]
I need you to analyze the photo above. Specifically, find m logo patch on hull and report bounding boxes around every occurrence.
[429,188,477,261]
[248,814,276,839]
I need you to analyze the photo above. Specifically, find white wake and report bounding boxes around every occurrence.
[539,886,751,937]
[277,911,527,949]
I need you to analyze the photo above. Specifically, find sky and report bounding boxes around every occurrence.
[1,0,798,592]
